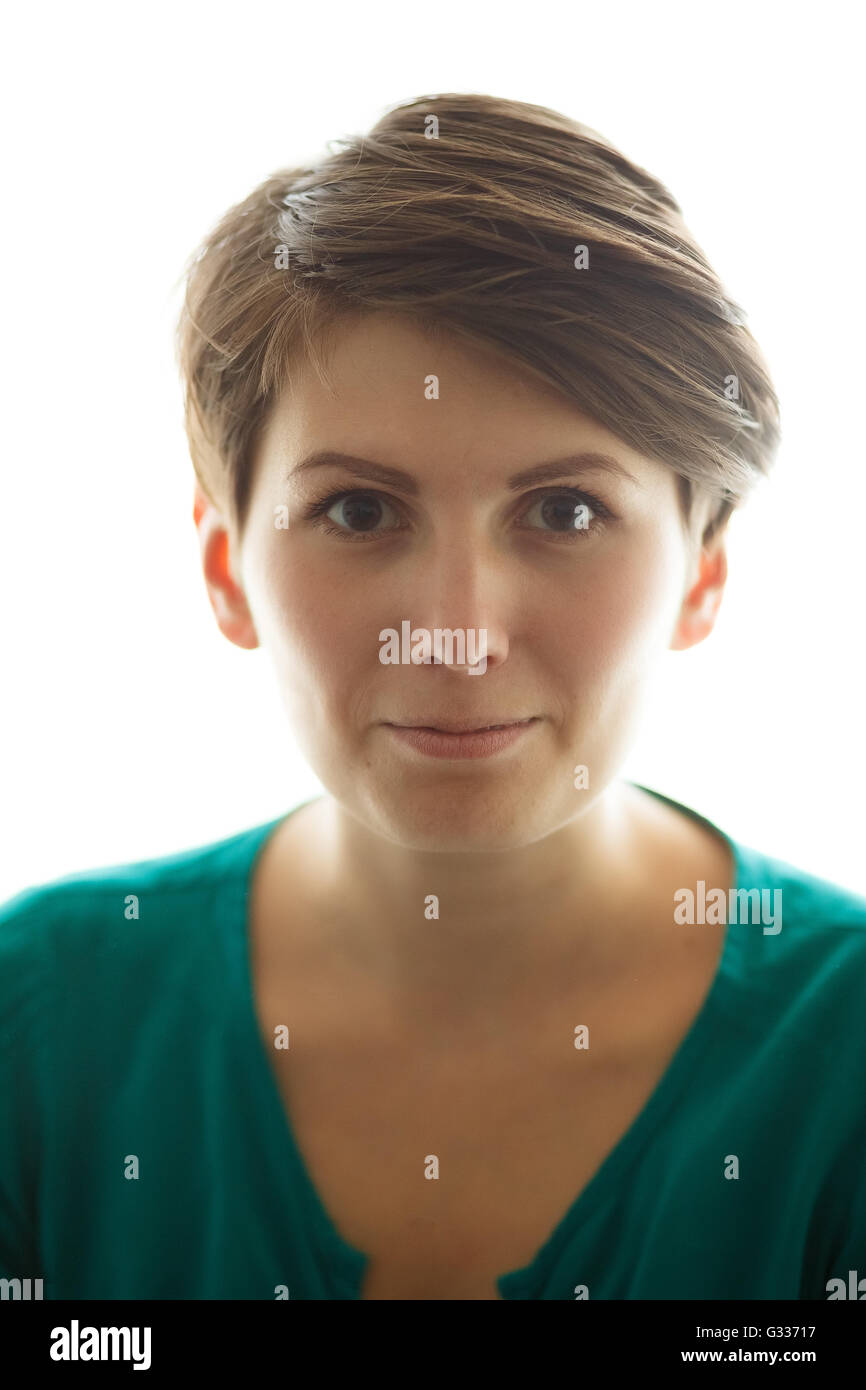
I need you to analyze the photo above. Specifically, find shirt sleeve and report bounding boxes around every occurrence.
[0,887,52,1283]
[821,1123,866,1299]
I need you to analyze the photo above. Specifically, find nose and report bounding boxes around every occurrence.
[400,531,510,674]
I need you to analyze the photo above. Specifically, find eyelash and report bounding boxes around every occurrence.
[300,487,614,544]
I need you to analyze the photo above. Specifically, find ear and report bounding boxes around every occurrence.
[193,482,260,651]
[669,529,728,652]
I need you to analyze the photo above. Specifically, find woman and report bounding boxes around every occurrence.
[2,92,864,1302]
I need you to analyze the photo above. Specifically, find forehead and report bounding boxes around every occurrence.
[256,311,674,495]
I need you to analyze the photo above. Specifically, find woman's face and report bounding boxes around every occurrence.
[223,311,717,851]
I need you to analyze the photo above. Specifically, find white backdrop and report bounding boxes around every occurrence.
[2,0,863,901]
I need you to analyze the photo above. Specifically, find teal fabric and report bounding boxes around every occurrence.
[1,787,865,1300]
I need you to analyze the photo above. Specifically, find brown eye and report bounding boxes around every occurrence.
[307,483,408,536]
[522,492,600,534]
[326,494,387,532]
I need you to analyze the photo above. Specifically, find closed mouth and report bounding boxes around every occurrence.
[390,718,536,734]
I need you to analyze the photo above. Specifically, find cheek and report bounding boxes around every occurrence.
[246,528,374,702]
[542,528,685,687]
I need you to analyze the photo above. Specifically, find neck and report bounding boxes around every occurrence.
[304,780,655,994]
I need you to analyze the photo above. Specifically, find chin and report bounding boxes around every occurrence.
[361,780,557,853]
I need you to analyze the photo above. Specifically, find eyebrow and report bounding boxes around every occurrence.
[288,450,641,493]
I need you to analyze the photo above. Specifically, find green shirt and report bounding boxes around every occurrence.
[1,786,865,1300]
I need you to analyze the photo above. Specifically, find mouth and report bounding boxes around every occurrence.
[388,717,536,734]
[382,717,540,760]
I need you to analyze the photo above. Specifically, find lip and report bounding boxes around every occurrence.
[383,717,539,760]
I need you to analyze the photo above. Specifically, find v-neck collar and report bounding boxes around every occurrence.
[220,785,753,1299]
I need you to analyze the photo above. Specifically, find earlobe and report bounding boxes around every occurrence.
[192,483,260,651]
[669,538,728,652]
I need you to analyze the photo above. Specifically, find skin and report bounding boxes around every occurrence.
[193,310,730,1026]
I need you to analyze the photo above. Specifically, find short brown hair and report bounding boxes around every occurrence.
[176,91,781,540]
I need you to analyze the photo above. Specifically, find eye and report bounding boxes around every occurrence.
[305,489,405,542]
[518,489,609,538]
[301,484,612,544]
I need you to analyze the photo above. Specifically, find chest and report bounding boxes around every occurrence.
[250,969,710,1300]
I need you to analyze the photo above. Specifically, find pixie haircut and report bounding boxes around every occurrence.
[176,91,781,541]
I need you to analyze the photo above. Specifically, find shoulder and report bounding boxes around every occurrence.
[732,837,866,950]
[0,815,282,984]
[720,837,866,1076]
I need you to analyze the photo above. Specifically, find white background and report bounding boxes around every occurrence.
[2,0,863,901]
